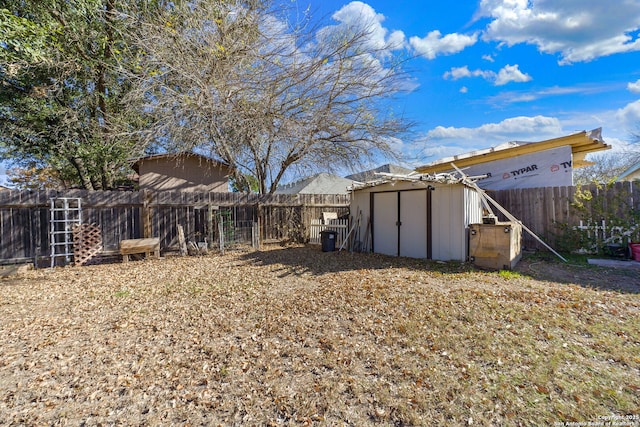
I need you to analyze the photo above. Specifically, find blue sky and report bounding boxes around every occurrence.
[2,0,640,185]
[306,0,640,167]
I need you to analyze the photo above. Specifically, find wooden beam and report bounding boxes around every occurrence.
[416,131,610,174]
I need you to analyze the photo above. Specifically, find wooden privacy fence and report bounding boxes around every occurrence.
[491,181,639,250]
[0,190,349,266]
[2,182,637,264]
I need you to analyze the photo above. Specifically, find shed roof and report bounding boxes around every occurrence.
[416,128,609,174]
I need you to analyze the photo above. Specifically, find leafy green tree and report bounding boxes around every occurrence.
[230,173,260,193]
[0,0,157,189]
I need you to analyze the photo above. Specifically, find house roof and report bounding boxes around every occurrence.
[275,173,359,195]
[416,128,610,174]
[131,152,231,174]
[616,161,640,182]
[345,164,413,182]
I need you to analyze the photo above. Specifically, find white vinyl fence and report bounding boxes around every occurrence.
[309,219,349,248]
[575,220,639,251]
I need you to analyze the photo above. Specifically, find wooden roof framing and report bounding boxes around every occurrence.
[415,128,610,174]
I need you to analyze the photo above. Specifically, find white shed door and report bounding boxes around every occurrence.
[372,192,398,256]
[372,190,429,258]
[399,191,428,258]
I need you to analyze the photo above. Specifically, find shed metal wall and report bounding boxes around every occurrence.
[464,187,483,226]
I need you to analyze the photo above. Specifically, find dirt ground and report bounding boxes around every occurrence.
[1,245,638,426]
[513,253,640,293]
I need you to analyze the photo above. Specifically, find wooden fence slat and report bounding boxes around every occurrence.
[480,183,639,250]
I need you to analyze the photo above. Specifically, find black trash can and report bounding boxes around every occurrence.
[320,230,338,252]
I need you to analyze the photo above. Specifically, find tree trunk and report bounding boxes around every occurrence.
[69,156,95,190]
[102,162,114,189]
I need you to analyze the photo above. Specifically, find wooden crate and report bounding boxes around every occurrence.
[469,222,522,270]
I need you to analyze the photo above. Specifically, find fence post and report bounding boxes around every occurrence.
[177,224,188,256]
[207,203,216,249]
[252,222,260,249]
[141,190,153,238]
[256,199,263,246]
[218,220,225,255]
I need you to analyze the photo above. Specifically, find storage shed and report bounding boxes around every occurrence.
[350,174,483,261]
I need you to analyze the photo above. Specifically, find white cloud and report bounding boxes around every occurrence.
[443,67,466,80]
[478,0,640,64]
[486,83,614,106]
[628,79,640,94]
[616,99,640,129]
[459,86,468,94]
[482,54,495,62]
[411,116,564,162]
[386,29,407,51]
[312,2,417,93]
[444,66,491,80]
[329,1,406,53]
[413,144,473,161]
[425,116,563,143]
[602,136,636,153]
[409,30,478,60]
[544,104,639,148]
[494,64,532,85]
[443,64,531,86]
[412,111,639,163]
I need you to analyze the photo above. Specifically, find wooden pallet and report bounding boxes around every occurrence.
[72,223,103,266]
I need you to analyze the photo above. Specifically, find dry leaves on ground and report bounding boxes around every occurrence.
[1,245,639,426]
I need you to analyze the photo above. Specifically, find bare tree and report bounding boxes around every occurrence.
[574,146,640,184]
[126,0,412,193]
[574,153,627,184]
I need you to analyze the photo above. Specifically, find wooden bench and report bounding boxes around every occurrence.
[120,238,161,263]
